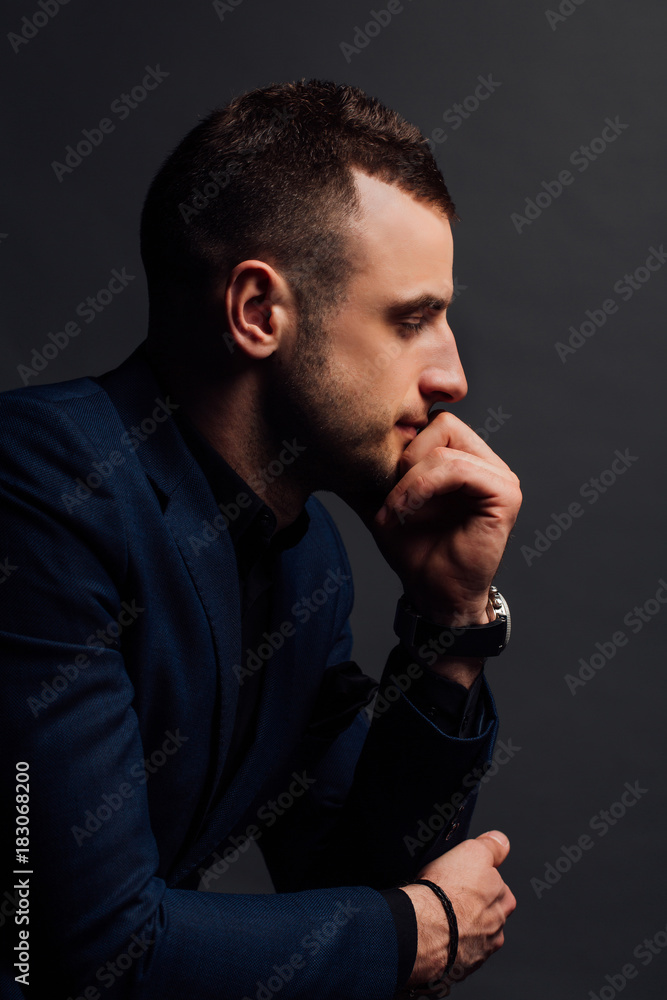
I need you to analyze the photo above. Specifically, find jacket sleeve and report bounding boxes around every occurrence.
[257,611,499,894]
[0,393,408,1000]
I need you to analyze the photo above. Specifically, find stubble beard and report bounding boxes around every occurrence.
[261,309,402,512]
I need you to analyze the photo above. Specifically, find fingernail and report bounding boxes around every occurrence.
[482,831,509,847]
[376,505,388,525]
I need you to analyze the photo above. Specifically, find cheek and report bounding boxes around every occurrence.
[333,318,400,373]
[361,333,413,389]
[328,337,407,424]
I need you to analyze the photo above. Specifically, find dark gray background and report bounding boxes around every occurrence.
[2,1,666,996]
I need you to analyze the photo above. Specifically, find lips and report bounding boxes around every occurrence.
[396,417,429,435]
[396,423,419,439]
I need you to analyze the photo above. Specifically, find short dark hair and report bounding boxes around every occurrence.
[140,78,456,333]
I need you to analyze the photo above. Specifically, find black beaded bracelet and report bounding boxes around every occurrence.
[409,878,459,994]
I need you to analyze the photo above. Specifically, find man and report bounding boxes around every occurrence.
[0,79,520,998]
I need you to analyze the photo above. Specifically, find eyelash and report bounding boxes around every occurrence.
[400,319,426,333]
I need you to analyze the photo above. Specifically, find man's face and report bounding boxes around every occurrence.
[265,168,468,511]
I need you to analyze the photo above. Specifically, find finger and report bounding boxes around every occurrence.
[475,829,510,867]
[503,887,517,917]
[489,929,505,954]
[402,410,513,474]
[381,449,518,520]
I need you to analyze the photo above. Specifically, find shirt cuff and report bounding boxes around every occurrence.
[386,642,485,738]
[377,886,418,993]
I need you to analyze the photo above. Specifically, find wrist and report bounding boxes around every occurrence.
[394,586,510,665]
[397,884,449,987]
[405,593,494,628]
[418,654,484,688]
[401,599,491,687]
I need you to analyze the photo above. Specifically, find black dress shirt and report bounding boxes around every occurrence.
[173,409,485,996]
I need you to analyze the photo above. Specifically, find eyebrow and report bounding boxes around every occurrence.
[384,292,452,316]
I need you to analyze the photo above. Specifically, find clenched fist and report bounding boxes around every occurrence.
[397,830,516,996]
[372,411,522,627]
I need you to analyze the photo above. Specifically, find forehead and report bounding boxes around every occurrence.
[345,168,454,303]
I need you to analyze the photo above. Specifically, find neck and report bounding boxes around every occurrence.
[145,341,309,532]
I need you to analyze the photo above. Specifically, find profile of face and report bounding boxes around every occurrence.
[264,169,469,513]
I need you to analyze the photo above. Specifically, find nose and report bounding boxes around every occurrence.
[418,338,468,404]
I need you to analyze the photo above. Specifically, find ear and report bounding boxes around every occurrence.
[220,260,294,360]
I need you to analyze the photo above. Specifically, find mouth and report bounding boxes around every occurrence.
[395,422,423,440]
[396,420,428,440]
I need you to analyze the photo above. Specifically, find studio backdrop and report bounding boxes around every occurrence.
[2,1,666,997]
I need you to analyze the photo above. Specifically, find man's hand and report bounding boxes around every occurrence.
[371,412,522,626]
[397,830,516,995]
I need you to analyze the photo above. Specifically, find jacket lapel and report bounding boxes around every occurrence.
[96,342,311,875]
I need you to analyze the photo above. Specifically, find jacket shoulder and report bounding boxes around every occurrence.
[0,374,123,459]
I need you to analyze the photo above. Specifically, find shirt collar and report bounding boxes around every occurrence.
[172,407,310,564]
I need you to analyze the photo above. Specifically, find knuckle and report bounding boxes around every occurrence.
[431,410,451,426]
[432,445,451,462]
[413,475,433,499]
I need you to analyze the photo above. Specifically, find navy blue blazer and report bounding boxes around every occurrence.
[0,344,499,999]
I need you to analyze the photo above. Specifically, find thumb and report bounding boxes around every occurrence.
[476,829,510,867]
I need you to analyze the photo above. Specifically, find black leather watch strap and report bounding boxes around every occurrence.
[393,590,510,658]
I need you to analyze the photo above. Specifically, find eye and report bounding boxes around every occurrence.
[399,318,426,334]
